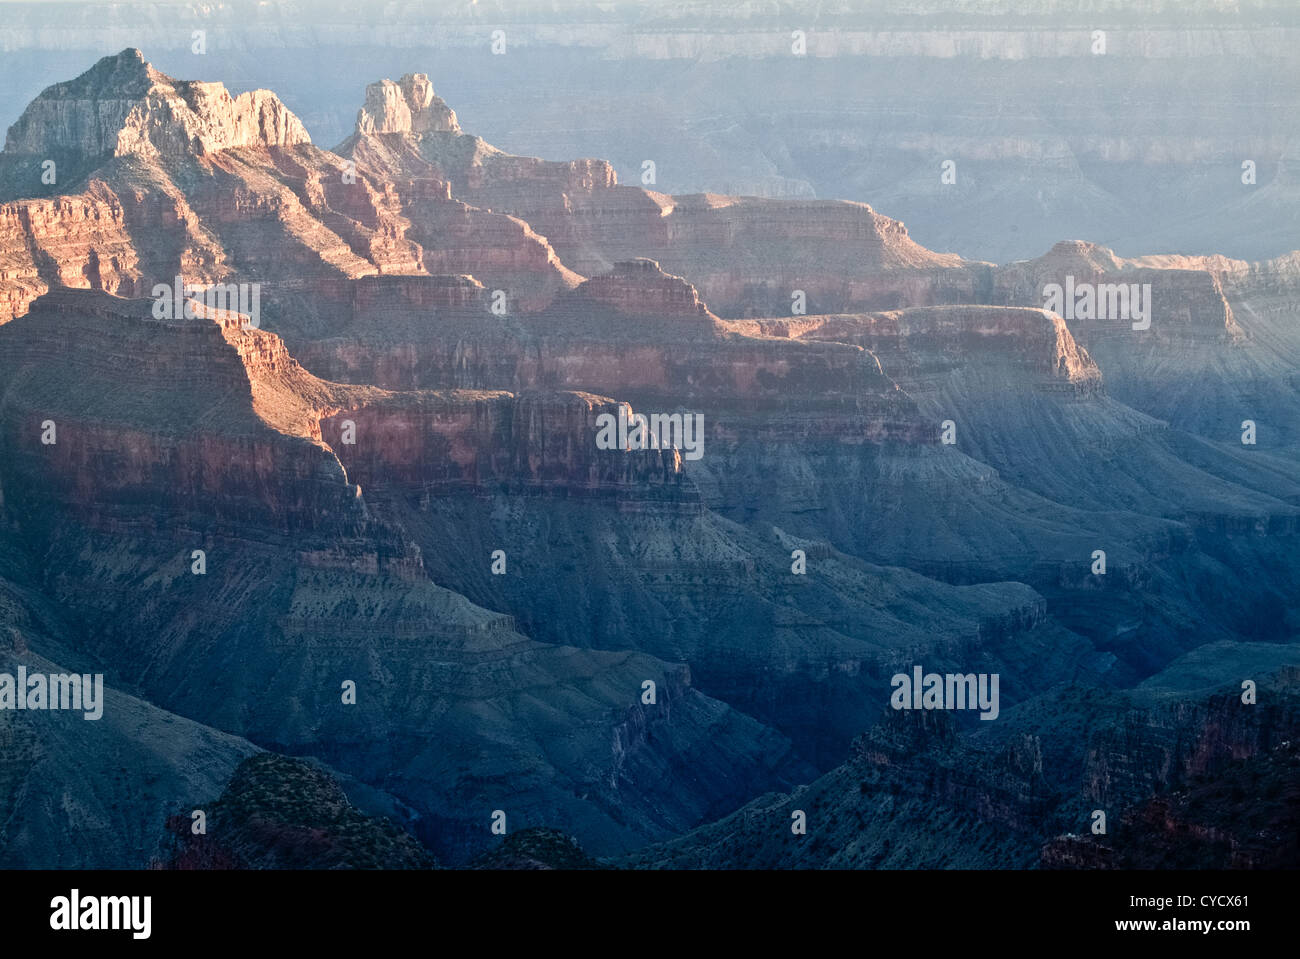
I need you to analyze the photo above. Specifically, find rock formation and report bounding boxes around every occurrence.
[4,48,310,158]
[334,74,986,317]
[355,74,461,137]
[0,51,1296,872]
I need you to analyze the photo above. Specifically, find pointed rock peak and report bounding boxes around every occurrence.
[356,73,461,136]
[58,48,164,97]
[4,50,311,158]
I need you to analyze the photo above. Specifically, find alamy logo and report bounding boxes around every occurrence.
[890,666,1000,720]
[1042,276,1151,330]
[50,890,150,939]
[595,404,704,461]
[0,667,104,720]
[152,276,261,328]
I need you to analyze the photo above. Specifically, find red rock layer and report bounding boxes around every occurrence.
[0,182,147,322]
[0,290,695,529]
[321,391,689,498]
[291,258,928,445]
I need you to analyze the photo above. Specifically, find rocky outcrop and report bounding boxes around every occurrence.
[469,828,603,870]
[852,711,1056,835]
[157,754,435,870]
[1081,669,1300,811]
[0,181,146,322]
[1100,740,1300,869]
[356,74,460,137]
[4,49,310,158]
[0,290,369,533]
[338,89,615,202]
[350,273,486,312]
[1042,669,1300,869]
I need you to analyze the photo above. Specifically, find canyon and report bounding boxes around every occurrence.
[0,46,1295,869]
